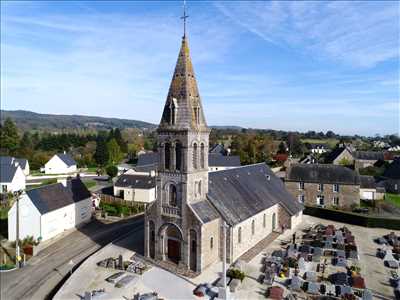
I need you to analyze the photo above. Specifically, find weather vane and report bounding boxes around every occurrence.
[181,0,189,37]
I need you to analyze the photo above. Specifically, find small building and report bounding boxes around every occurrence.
[7,177,92,242]
[0,156,26,193]
[325,146,354,165]
[114,173,156,203]
[285,164,360,210]
[309,144,328,154]
[352,151,385,170]
[44,153,77,174]
[359,175,384,201]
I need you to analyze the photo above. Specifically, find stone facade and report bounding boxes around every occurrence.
[332,148,354,165]
[285,181,360,210]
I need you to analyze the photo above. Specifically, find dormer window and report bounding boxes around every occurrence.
[193,106,200,124]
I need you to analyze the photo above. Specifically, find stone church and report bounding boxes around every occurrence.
[144,30,303,273]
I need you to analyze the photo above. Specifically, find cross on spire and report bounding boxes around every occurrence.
[181,0,189,37]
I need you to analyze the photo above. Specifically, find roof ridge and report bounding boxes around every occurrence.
[211,162,265,173]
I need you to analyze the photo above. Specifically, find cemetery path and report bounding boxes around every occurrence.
[0,214,144,300]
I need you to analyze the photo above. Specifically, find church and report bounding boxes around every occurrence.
[144,19,303,273]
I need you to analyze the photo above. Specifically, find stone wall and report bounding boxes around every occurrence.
[285,181,360,210]
[230,204,279,262]
[201,218,220,270]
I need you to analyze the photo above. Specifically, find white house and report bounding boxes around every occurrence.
[114,173,156,203]
[359,175,385,201]
[0,156,26,193]
[8,177,92,242]
[44,153,77,174]
[309,144,328,154]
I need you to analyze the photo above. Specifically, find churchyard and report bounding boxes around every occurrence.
[53,215,398,300]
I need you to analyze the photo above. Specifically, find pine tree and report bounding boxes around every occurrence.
[94,135,109,166]
[0,118,20,155]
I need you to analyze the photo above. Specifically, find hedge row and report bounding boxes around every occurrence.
[304,206,400,230]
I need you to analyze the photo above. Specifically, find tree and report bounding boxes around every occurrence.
[17,132,34,158]
[0,118,19,155]
[107,138,123,165]
[277,141,287,154]
[106,165,118,178]
[113,128,128,153]
[287,133,305,157]
[94,135,109,166]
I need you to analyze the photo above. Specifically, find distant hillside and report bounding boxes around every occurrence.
[1,110,157,132]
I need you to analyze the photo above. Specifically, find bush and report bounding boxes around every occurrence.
[106,165,118,178]
[304,206,400,230]
[227,268,246,282]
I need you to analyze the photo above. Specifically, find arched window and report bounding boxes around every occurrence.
[272,213,276,230]
[263,214,266,228]
[252,220,255,235]
[238,227,242,243]
[175,142,182,171]
[165,142,171,170]
[210,237,213,249]
[169,185,177,206]
[200,143,205,169]
[193,143,198,169]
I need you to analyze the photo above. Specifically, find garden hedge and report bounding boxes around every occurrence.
[304,206,400,230]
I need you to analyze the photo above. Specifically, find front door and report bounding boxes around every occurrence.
[167,239,180,264]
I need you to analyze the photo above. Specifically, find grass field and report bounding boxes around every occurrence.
[385,193,400,208]
[300,138,339,148]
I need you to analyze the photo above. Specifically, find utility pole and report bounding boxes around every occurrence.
[14,190,23,268]
[219,221,230,300]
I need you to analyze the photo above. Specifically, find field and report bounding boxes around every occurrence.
[385,193,400,208]
[300,138,339,148]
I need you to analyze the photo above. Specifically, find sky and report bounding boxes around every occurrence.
[1,1,399,136]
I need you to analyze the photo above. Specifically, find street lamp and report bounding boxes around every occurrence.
[13,189,24,269]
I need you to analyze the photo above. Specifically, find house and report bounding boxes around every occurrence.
[114,173,156,203]
[378,158,400,194]
[352,151,385,170]
[299,154,317,164]
[135,149,241,172]
[285,164,360,210]
[7,177,92,242]
[325,146,354,165]
[359,175,384,201]
[388,145,400,152]
[44,152,77,174]
[308,144,328,154]
[144,29,303,273]
[0,156,26,193]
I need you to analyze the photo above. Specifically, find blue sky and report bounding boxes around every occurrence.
[1,1,399,136]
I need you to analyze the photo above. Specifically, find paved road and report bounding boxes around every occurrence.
[0,215,144,300]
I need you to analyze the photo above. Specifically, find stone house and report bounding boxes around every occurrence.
[352,151,385,170]
[285,164,360,210]
[144,30,303,273]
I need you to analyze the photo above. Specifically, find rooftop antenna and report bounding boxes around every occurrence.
[181,0,189,37]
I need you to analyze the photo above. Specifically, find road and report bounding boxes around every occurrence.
[0,215,144,300]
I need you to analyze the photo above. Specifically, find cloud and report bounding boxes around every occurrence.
[215,1,399,68]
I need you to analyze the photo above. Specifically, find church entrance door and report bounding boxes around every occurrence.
[167,239,180,264]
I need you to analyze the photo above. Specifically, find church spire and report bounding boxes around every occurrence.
[159,3,208,132]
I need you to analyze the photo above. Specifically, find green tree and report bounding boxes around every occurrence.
[277,141,287,154]
[94,136,109,166]
[106,165,118,178]
[113,128,128,153]
[107,138,123,165]
[17,132,34,158]
[0,118,20,155]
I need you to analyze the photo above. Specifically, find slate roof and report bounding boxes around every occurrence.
[158,36,208,131]
[0,156,28,169]
[359,175,376,189]
[383,158,400,179]
[353,151,384,161]
[15,158,28,169]
[137,152,158,167]
[0,164,18,183]
[27,178,91,214]
[209,144,226,155]
[56,153,77,167]
[209,153,241,168]
[114,174,156,189]
[207,163,303,225]
[286,164,360,185]
[189,200,220,223]
[324,147,349,163]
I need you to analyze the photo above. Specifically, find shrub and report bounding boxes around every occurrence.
[106,165,118,178]
[227,268,246,282]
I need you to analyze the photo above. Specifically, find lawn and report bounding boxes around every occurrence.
[385,193,400,208]
[83,180,97,189]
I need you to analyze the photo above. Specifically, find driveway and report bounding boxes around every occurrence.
[0,215,143,300]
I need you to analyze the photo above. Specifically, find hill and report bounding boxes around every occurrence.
[0,110,157,132]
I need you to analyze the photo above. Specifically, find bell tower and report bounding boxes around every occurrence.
[145,2,210,271]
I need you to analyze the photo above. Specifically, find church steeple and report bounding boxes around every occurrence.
[159,14,208,132]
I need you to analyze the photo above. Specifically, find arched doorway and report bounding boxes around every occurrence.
[189,229,197,271]
[160,224,183,264]
[149,220,155,259]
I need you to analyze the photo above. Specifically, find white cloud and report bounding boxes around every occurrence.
[215,1,399,68]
